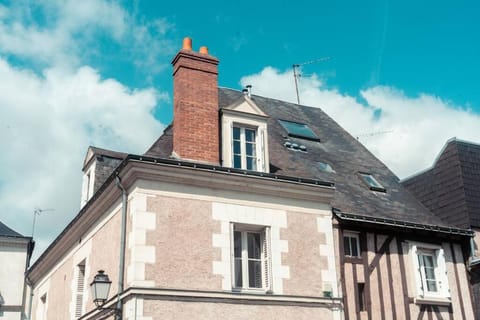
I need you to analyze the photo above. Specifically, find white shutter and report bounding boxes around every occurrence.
[435,248,449,297]
[262,227,272,292]
[229,222,235,289]
[75,264,86,317]
[230,121,234,167]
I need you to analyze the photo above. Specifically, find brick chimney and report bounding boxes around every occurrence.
[171,37,220,164]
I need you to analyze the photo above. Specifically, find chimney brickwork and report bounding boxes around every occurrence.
[171,38,220,164]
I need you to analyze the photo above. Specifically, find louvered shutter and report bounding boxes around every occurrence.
[75,264,86,317]
[229,222,235,289]
[262,227,272,292]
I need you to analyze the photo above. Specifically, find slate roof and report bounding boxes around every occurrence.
[146,87,453,229]
[402,139,480,228]
[0,221,24,237]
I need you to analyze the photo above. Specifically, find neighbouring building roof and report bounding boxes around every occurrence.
[0,221,24,238]
[402,138,480,229]
[146,87,454,230]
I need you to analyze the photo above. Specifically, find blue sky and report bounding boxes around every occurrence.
[1,0,479,260]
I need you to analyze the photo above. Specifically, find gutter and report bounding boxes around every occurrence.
[333,208,473,237]
[28,154,334,278]
[114,175,127,320]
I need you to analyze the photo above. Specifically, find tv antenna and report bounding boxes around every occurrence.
[32,207,54,238]
[293,57,331,105]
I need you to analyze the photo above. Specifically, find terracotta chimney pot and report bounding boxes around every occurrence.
[199,46,209,54]
[182,37,192,51]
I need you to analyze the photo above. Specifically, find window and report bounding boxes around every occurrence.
[357,283,366,311]
[233,126,257,170]
[75,262,86,318]
[317,161,335,173]
[359,173,386,192]
[38,294,47,320]
[410,242,450,300]
[417,250,437,293]
[344,232,361,257]
[232,225,271,291]
[278,119,319,141]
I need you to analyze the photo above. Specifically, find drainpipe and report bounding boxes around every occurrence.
[22,239,34,320]
[115,175,127,320]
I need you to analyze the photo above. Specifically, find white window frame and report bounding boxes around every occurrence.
[230,223,272,292]
[232,125,259,170]
[343,231,361,258]
[80,162,96,207]
[221,104,269,173]
[409,242,450,300]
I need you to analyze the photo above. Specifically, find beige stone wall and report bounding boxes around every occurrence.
[282,210,328,296]
[31,204,122,320]
[143,299,334,320]
[145,195,223,290]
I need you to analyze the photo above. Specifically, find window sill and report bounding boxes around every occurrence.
[344,256,362,264]
[414,296,451,306]
[232,288,272,295]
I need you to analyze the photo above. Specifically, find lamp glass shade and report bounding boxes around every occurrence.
[90,270,111,307]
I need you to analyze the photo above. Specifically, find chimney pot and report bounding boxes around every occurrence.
[182,37,192,51]
[199,46,209,54]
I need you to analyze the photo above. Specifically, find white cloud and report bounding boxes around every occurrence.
[0,0,174,71]
[0,0,175,261]
[0,59,165,260]
[240,67,480,178]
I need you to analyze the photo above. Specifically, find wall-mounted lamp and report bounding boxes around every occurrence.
[90,270,121,318]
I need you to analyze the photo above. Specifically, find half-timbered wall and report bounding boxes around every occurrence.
[338,228,474,320]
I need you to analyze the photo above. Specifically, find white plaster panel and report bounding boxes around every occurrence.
[124,297,152,320]
[127,191,156,288]
[134,211,156,230]
[211,202,289,293]
[317,216,338,296]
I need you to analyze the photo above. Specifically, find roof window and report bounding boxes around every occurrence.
[317,161,335,173]
[279,120,319,141]
[360,173,386,192]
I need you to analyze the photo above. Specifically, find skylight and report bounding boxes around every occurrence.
[360,173,386,192]
[278,120,319,141]
[317,161,335,173]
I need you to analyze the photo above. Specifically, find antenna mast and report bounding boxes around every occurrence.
[292,57,331,105]
[32,207,54,238]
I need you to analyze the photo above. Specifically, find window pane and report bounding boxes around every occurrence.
[247,233,261,259]
[246,142,255,156]
[233,155,241,169]
[344,236,351,256]
[234,231,242,258]
[278,120,319,140]
[245,129,255,142]
[233,140,241,155]
[426,280,437,292]
[246,157,256,170]
[248,260,262,288]
[351,237,359,257]
[233,127,241,140]
[234,258,243,287]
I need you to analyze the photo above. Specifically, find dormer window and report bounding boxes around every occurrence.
[221,94,269,173]
[233,126,257,170]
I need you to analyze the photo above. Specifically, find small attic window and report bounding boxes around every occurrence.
[317,161,335,173]
[278,120,319,141]
[360,173,386,192]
